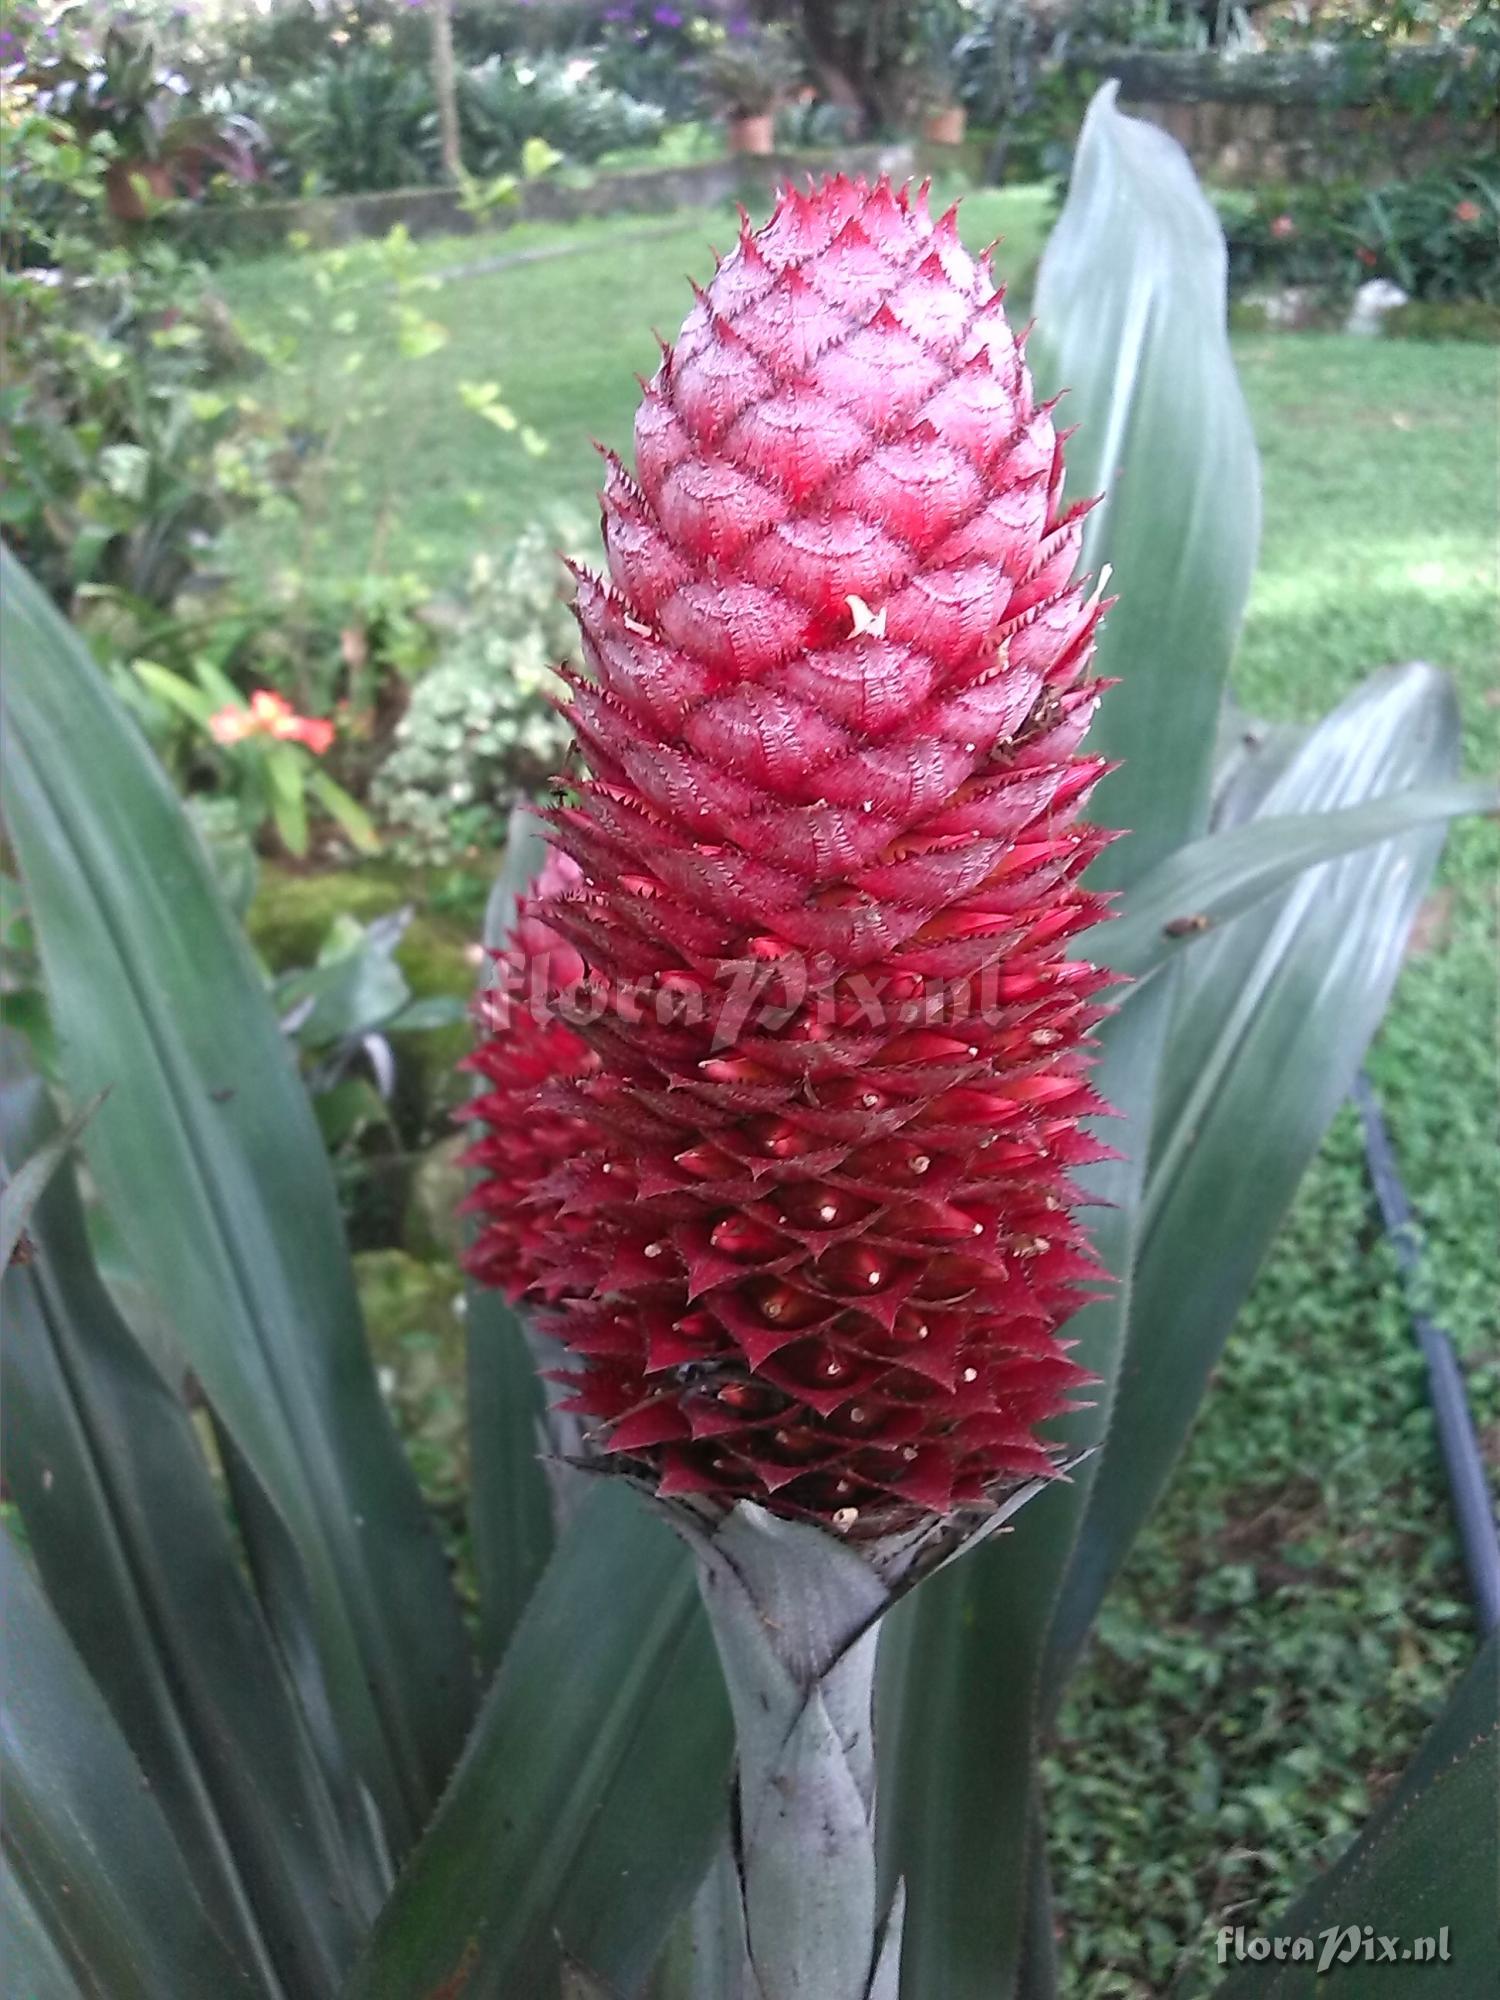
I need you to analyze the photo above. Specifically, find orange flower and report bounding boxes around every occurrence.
[1454,199,1481,225]
[249,689,297,731]
[209,706,255,745]
[286,716,336,755]
[208,689,335,755]
[1270,214,1296,240]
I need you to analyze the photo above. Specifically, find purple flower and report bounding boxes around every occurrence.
[652,5,683,25]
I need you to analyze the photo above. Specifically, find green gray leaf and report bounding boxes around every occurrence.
[346,1483,731,2000]
[0,1043,374,1995]
[467,1285,556,1674]
[0,1528,255,2000]
[0,545,474,1859]
[0,1086,103,1273]
[1031,79,1261,891]
[1097,777,1496,983]
[1049,661,1465,1683]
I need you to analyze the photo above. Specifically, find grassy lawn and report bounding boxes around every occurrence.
[224,200,1498,1993]
[219,186,1055,582]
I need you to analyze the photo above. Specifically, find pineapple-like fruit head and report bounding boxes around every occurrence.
[473,174,1120,1537]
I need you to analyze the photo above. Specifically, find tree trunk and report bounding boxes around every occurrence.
[429,0,462,183]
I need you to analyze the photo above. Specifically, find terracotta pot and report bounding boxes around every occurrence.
[922,105,967,147]
[105,157,175,222]
[728,113,775,157]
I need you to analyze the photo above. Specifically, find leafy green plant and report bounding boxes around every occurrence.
[129,659,375,858]
[1221,161,1500,306]
[456,53,665,176]
[254,45,436,196]
[1,87,1495,2000]
[17,14,264,220]
[371,517,586,862]
[0,89,276,612]
[272,902,467,1161]
[697,24,803,120]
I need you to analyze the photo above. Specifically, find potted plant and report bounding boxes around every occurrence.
[699,25,801,156]
[21,21,262,221]
[916,0,969,145]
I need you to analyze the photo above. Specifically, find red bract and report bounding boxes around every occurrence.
[462,850,596,1301]
[520,175,1117,1530]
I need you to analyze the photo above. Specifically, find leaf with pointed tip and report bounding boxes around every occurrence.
[0,1528,255,2000]
[483,799,552,955]
[1208,1630,1498,1998]
[1048,661,1465,1686]
[1096,776,1496,984]
[1031,79,1261,890]
[652,1842,753,2000]
[0,1041,374,1994]
[346,1484,731,2000]
[0,545,474,1857]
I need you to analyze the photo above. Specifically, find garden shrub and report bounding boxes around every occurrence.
[237,43,664,195]
[456,54,664,177]
[1219,161,1500,306]
[0,89,279,613]
[371,518,586,863]
[251,47,436,196]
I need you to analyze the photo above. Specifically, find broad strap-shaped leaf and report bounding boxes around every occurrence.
[1097,777,1497,983]
[0,1043,374,1995]
[1049,662,1465,1685]
[0,545,474,1855]
[2,1861,88,2000]
[0,1528,255,1999]
[346,1483,732,2000]
[467,1285,556,1675]
[481,799,552,957]
[1030,79,1261,890]
[881,84,1261,1998]
[467,807,562,1674]
[1209,1631,1499,1997]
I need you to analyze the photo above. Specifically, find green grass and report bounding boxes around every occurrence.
[222,205,1499,1994]
[218,187,1056,590]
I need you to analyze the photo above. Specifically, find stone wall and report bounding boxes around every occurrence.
[209,143,915,257]
[1077,47,1492,185]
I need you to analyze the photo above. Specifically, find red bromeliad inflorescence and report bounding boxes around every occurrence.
[466,174,1121,1533]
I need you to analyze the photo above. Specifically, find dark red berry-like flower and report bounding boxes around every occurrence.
[462,849,596,1301]
[500,176,1118,1530]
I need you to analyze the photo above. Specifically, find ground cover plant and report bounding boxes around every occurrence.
[2,89,1496,2000]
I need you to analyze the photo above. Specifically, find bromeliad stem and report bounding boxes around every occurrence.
[677,1505,904,2000]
